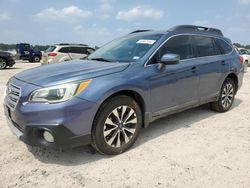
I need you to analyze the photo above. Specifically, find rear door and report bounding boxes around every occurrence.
[191,36,230,101]
[57,47,70,61]
[69,47,88,60]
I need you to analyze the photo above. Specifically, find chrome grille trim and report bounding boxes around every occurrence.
[6,83,21,111]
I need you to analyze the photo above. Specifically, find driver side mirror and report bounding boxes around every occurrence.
[158,53,180,70]
[161,53,180,65]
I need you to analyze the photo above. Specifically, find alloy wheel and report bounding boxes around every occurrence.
[221,83,234,109]
[103,106,137,148]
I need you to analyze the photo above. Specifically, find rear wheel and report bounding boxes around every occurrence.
[92,95,142,155]
[210,78,236,112]
[33,56,41,62]
[0,58,7,69]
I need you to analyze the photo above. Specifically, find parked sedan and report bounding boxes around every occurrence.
[0,50,15,69]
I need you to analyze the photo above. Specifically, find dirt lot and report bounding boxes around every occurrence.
[0,62,250,188]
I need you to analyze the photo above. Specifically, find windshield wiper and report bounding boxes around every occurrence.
[89,57,112,62]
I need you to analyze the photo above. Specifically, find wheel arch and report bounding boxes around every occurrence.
[0,56,8,66]
[95,89,147,128]
[226,73,238,91]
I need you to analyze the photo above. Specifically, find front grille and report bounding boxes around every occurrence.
[6,83,21,111]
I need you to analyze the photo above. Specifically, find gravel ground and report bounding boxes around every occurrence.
[0,62,250,188]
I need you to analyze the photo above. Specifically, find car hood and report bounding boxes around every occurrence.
[14,60,130,87]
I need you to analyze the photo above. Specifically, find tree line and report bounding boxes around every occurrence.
[233,43,250,49]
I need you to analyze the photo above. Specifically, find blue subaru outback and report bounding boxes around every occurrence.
[4,25,244,155]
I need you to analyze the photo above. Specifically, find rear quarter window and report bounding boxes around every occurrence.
[214,38,232,54]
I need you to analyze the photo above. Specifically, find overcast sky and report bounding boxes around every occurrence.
[0,0,250,46]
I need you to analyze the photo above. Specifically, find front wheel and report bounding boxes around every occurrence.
[33,56,41,62]
[92,95,142,155]
[0,58,7,69]
[210,78,236,112]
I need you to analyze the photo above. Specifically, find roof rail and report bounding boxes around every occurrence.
[168,25,223,36]
[57,43,88,46]
[129,30,152,34]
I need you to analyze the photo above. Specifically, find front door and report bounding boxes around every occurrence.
[147,35,200,114]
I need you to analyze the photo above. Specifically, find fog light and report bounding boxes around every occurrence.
[43,131,54,143]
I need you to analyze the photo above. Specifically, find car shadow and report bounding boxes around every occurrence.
[134,98,242,148]
[29,98,242,165]
[1,67,22,70]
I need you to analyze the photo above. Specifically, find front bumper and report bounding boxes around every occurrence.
[4,77,99,148]
[4,102,94,149]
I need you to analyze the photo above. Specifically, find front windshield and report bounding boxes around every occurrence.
[88,33,163,62]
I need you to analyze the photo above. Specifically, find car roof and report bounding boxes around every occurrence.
[54,43,89,47]
[128,25,226,39]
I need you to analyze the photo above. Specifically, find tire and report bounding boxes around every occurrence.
[33,56,41,62]
[210,78,236,112]
[0,57,7,69]
[91,95,142,155]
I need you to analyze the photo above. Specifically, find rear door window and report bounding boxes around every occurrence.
[58,47,70,53]
[69,47,87,54]
[192,36,220,57]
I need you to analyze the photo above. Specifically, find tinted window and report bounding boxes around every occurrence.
[192,36,220,57]
[212,39,222,55]
[151,35,193,63]
[69,47,87,54]
[58,47,70,53]
[88,34,163,62]
[24,44,31,50]
[214,38,232,54]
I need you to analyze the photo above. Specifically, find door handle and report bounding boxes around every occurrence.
[221,60,226,65]
[190,66,197,73]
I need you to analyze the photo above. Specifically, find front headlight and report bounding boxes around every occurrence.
[29,80,91,103]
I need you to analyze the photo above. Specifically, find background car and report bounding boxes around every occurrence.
[16,43,42,63]
[41,44,95,65]
[0,50,15,69]
[235,47,250,72]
